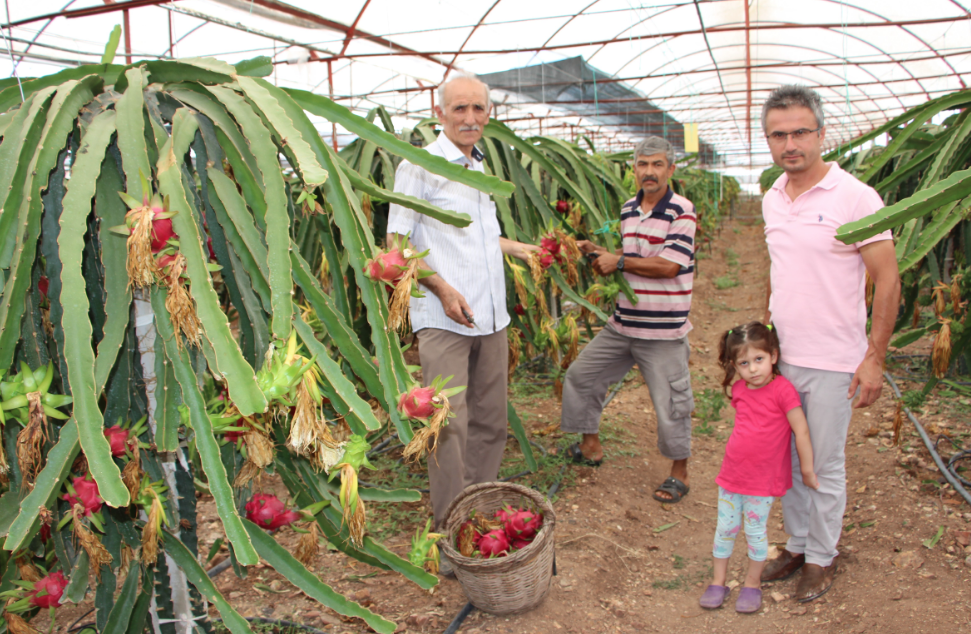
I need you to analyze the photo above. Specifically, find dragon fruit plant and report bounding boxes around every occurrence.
[0,40,512,634]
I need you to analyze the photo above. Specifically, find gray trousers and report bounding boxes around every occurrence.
[418,328,508,527]
[779,361,854,567]
[560,322,693,460]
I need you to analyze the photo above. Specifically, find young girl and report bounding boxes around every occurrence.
[699,322,819,614]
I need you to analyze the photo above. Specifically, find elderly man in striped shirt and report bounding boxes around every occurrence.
[386,72,539,555]
[562,136,697,504]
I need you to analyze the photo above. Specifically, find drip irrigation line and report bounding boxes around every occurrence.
[367,433,398,457]
[213,617,332,634]
[442,602,475,634]
[948,451,971,487]
[67,624,96,634]
[66,609,96,633]
[547,464,567,498]
[885,372,971,508]
[207,557,234,578]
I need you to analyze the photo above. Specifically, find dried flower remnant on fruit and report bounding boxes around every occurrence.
[160,253,202,348]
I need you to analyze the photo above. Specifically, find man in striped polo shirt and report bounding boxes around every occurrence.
[561,136,696,504]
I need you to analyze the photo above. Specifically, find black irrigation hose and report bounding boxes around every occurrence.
[948,450,971,487]
[213,617,332,634]
[442,602,475,634]
[207,557,234,578]
[66,609,96,633]
[885,372,971,508]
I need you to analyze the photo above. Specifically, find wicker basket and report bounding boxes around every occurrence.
[439,482,556,616]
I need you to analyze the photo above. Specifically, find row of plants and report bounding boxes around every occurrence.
[0,31,739,632]
[760,89,971,393]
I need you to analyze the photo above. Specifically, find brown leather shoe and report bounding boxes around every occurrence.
[795,558,838,603]
[760,549,805,582]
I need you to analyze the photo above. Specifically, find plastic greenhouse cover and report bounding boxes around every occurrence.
[2,0,971,190]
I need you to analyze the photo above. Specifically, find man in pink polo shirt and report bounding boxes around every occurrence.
[758,86,900,602]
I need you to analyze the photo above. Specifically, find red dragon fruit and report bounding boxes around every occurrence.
[245,494,301,530]
[513,304,526,316]
[104,425,131,458]
[504,508,543,541]
[540,236,561,257]
[494,505,515,524]
[510,538,532,551]
[539,252,555,269]
[148,199,176,253]
[397,385,437,421]
[364,248,409,287]
[62,475,103,516]
[38,276,49,298]
[478,529,510,558]
[29,571,68,609]
[555,200,569,214]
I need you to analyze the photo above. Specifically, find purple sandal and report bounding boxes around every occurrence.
[735,587,763,613]
[699,585,730,609]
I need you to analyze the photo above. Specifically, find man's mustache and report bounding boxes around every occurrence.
[782,151,803,159]
[641,176,658,183]
[459,125,481,132]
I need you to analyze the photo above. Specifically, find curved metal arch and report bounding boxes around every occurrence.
[622,37,908,115]
[537,0,602,51]
[640,59,887,141]
[339,0,373,57]
[817,0,966,90]
[443,0,503,76]
[663,72,879,141]
[611,25,922,112]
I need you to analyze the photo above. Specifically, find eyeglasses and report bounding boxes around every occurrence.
[766,127,821,144]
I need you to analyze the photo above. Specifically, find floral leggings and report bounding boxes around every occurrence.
[712,487,774,561]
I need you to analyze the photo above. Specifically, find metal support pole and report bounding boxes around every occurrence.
[123,8,132,64]
[167,10,173,58]
[327,60,337,151]
[430,86,435,114]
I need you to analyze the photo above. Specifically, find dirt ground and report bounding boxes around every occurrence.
[50,214,971,634]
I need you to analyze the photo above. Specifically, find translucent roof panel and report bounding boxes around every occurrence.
[3,0,971,191]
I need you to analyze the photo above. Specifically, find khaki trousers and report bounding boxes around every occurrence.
[560,322,693,460]
[778,361,854,567]
[418,328,508,526]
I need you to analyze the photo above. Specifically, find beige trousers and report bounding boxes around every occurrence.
[418,328,509,526]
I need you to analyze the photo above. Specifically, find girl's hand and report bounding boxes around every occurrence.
[802,471,820,490]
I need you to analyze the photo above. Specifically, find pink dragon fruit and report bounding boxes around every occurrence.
[245,494,301,530]
[478,529,510,558]
[62,475,103,516]
[397,385,438,421]
[103,425,131,457]
[29,571,68,609]
[504,508,543,541]
[364,248,409,287]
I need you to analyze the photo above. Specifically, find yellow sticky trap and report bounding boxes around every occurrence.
[684,123,699,153]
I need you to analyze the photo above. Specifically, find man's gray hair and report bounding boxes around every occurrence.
[761,85,825,133]
[634,136,675,165]
[437,72,490,109]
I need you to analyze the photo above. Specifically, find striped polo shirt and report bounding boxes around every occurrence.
[612,187,696,340]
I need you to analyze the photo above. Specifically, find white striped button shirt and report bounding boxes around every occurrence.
[386,134,509,336]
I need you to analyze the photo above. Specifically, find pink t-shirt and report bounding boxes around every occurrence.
[716,377,803,498]
[763,163,892,373]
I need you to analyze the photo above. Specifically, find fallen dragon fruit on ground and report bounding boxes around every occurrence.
[454,505,545,559]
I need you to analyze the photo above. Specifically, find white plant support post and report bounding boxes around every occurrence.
[134,289,197,634]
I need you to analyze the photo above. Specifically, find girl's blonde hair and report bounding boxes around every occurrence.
[718,321,782,392]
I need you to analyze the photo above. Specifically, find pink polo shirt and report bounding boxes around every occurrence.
[763,163,891,373]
